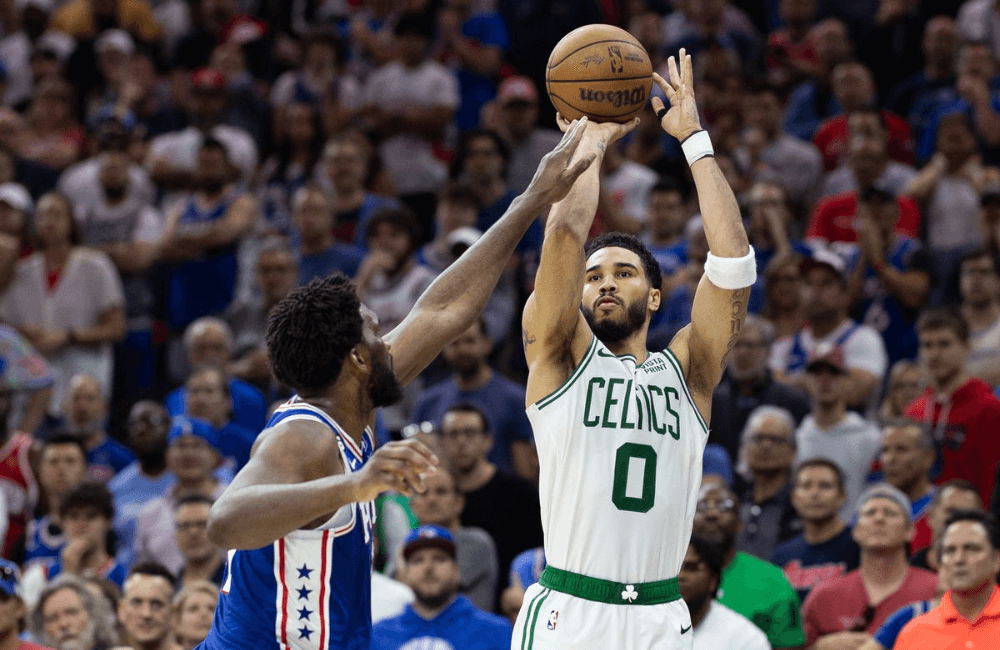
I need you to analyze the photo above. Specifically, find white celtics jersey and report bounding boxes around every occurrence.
[527,335,709,584]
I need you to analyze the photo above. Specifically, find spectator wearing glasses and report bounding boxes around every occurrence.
[710,315,810,465]
[801,484,938,646]
[893,510,1000,650]
[734,406,803,561]
[679,535,770,650]
[772,458,860,604]
[692,483,805,649]
[173,496,224,589]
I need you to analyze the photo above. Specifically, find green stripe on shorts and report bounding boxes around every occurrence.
[520,588,547,650]
[527,588,551,650]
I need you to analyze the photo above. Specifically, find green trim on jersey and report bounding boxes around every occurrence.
[536,336,598,410]
[660,348,709,434]
[539,566,681,605]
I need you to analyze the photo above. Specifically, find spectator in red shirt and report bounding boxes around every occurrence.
[807,186,921,245]
[801,483,938,646]
[818,107,917,199]
[813,70,915,172]
[904,309,1000,507]
[765,0,819,93]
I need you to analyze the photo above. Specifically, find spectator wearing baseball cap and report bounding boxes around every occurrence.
[794,342,882,520]
[489,76,561,194]
[770,248,889,412]
[133,417,228,577]
[372,525,511,650]
[0,559,53,650]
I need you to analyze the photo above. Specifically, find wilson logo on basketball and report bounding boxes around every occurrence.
[578,86,647,108]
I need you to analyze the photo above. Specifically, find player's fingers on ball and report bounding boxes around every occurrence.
[555,112,571,132]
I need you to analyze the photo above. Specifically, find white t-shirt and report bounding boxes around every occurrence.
[693,601,772,650]
[770,319,888,381]
[926,175,982,251]
[819,161,917,199]
[371,571,414,624]
[604,160,658,224]
[58,157,162,244]
[363,60,459,195]
[795,412,882,520]
[0,249,125,413]
[270,70,361,111]
[147,125,259,186]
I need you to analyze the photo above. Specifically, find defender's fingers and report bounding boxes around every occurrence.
[667,54,682,89]
[564,152,596,181]
[558,116,588,156]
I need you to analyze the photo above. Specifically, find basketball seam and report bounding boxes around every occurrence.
[547,39,645,69]
[547,91,645,119]
[547,74,651,83]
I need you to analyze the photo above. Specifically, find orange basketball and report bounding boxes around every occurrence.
[546,24,653,123]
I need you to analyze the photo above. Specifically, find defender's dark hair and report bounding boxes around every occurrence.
[266,273,363,393]
[687,534,725,598]
[584,232,663,291]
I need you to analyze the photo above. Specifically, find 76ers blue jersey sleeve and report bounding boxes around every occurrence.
[197,398,376,650]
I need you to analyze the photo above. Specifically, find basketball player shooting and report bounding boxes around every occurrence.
[196,118,597,650]
[515,49,754,649]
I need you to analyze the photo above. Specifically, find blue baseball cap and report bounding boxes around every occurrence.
[0,559,21,598]
[403,525,456,560]
[167,416,220,452]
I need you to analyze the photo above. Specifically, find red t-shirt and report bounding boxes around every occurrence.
[813,111,915,171]
[18,641,57,650]
[766,31,818,75]
[802,566,938,646]
[904,379,1000,507]
[0,432,35,557]
[807,192,921,243]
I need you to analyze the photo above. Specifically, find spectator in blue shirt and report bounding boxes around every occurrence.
[182,366,256,476]
[165,317,267,433]
[43,481,128,589]
[60,373,134,483]
[291,186,365,285]
[109,401,175,569]
[372,525,511,650]
[411,319,536,480]
[26,434,88,569]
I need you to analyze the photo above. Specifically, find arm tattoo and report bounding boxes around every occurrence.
[522,329,536,349]
[719,288,746,370]
[597,140,606,153]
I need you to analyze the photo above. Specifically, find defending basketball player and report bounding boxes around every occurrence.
[514,49,753,649]
[195,118,597,650]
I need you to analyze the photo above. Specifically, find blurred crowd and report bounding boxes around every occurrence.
[0,0,995,648]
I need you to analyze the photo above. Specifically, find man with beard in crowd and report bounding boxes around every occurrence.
[31,574,119,650]
[199,117,597,650]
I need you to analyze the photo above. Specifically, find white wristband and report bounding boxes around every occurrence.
[681,130,714,166]
[704,246,757,290]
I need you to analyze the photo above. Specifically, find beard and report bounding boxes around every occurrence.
[200,177,226,194]
[52,620,97,650]
[581,295,648,345]
[368,354,404,408]
[413,584,454,610]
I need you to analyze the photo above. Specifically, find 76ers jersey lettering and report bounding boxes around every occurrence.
[198,398,375,650]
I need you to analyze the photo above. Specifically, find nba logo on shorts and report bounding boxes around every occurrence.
[547,610,559,630]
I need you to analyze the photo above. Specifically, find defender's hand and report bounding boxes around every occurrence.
[351,438,439,500]
[651,48,703,143]
[525,116,598,206]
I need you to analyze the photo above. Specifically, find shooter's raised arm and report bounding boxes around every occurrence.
[655,50,754,419]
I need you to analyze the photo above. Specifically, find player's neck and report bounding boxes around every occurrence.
[951,582,997,622]
[600,332,650,364]
[802,515,845,545]
[299,392,370,446]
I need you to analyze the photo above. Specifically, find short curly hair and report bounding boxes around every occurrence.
[266,273,364,393]
[584,232,662,291]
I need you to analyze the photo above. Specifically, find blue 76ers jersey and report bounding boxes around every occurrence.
[197,397,376,650]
